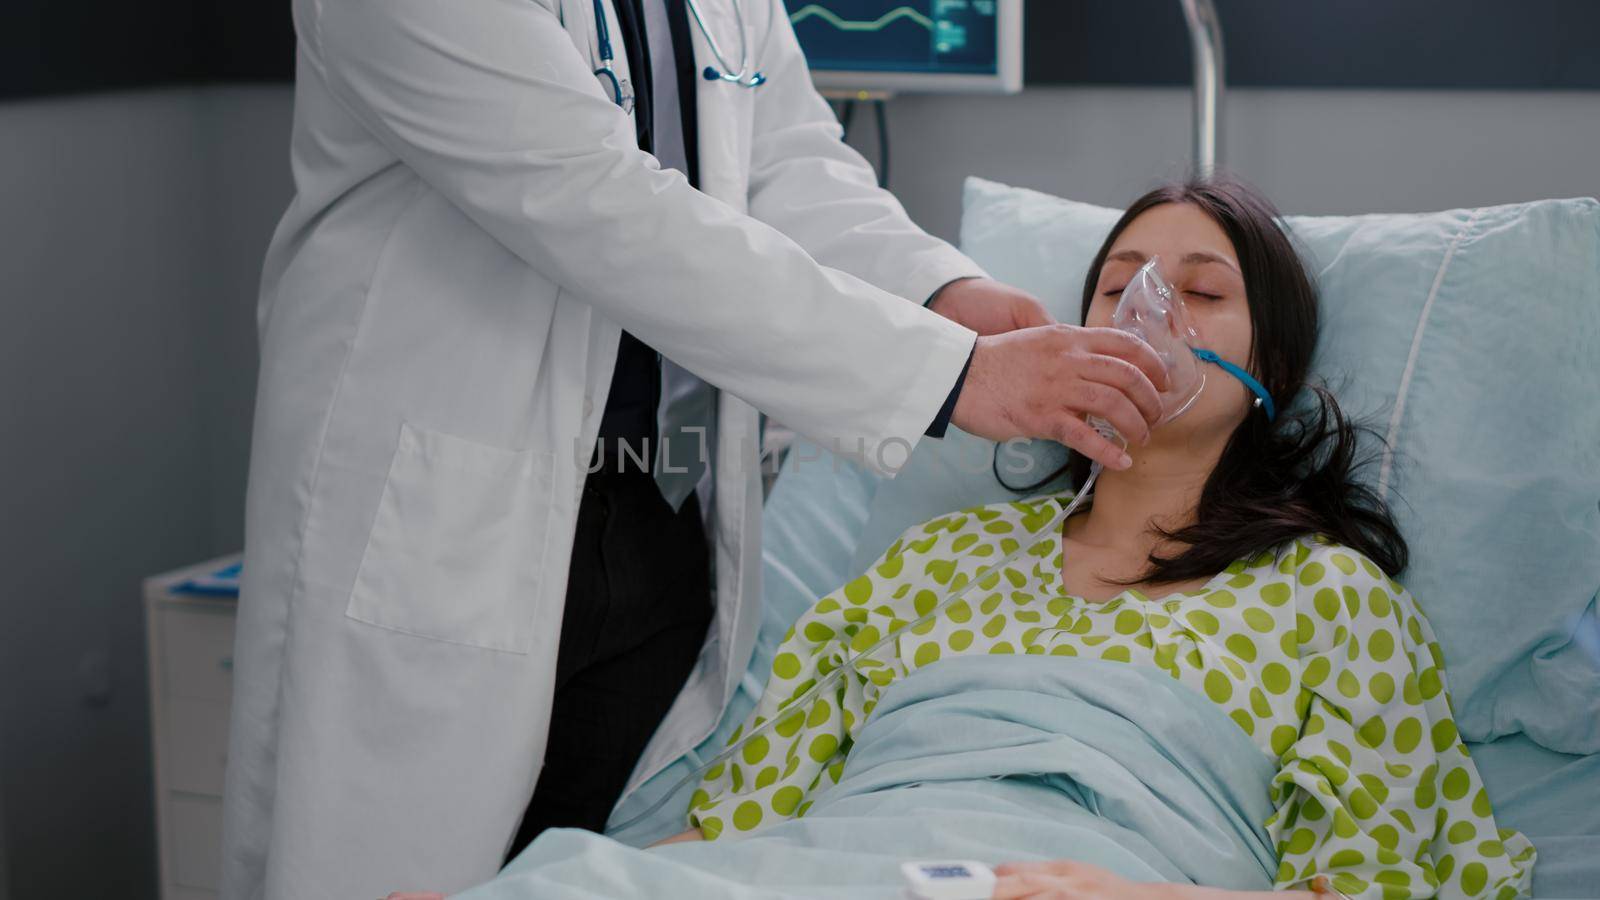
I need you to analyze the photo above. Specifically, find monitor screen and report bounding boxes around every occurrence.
[784,0,1022,94]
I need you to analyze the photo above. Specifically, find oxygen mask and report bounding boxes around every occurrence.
[1109,255,1206,431]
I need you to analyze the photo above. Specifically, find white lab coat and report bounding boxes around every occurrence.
[219,0,982,897]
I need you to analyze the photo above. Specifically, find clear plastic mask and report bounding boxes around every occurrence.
[1111,256,1205,427]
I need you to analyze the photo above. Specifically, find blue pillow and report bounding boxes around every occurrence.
[852,177,1600,754]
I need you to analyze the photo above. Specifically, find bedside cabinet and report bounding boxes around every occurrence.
[145,556,240,900]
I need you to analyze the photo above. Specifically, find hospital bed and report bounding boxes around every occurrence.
[608,176,1600,896]
[604,176,1593,890]
[602,2,1598,892]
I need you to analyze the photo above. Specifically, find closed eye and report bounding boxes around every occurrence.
[1184,291,1223,300]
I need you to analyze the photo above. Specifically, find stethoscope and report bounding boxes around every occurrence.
[589,0,772,109]
[686,0,772,88]
[589,0,633,109]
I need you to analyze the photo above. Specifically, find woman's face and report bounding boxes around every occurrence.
[1087,202,1256,448]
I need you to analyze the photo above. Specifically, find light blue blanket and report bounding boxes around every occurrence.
[464,657,1281,899]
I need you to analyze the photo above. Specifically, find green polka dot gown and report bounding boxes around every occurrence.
[687,492,1535,899]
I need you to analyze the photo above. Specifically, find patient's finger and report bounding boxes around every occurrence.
[1078,327,1171,393]
[989,871,1075,899]
[994,860,1087,880]
[993,861,1062,876]
[1061,380,1149,448]
[988,875,1030,899]
[988,873,1037,899]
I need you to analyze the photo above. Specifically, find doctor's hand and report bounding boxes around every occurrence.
[951,324,1170,470]
[927,277,1055,335]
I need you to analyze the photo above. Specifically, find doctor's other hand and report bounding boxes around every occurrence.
[951,324,1170,470]
[927,277,1055,335]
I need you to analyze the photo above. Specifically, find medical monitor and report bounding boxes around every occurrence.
[785,0,1023,94]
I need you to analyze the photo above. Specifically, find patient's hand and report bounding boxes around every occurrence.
[990,861,1318,899]
[991,861,1156,899]
[928,277,1054,336]
[648,827,705,847]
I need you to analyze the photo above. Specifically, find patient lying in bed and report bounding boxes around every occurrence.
[655,178,1534,899]
[420,177,1536,900]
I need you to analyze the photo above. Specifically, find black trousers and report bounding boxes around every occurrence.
[505,468,714,862]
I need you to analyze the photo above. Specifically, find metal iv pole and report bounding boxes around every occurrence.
[1180,0,1225,173]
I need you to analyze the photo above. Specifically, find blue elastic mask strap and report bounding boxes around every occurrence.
[1191,347,1276,422]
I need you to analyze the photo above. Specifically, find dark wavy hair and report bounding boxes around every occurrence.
[1017,176,1409,583]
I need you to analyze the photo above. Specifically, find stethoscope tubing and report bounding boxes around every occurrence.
[589,0,771,102]
[590,0,628,105]
[685,0,764,87]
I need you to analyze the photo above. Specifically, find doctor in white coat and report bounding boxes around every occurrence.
[220,0,1170,897]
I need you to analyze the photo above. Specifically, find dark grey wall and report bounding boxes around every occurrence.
[0,0,294,100]
[861,86,1600,243]
[1,90,204,899]
[0,86,287,899]
[10,0,1600,100]
[194,89,291,549]
[1025,0,1600,90]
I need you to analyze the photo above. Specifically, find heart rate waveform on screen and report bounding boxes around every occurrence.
[785,1,999,74]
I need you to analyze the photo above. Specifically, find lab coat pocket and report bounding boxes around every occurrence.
[346,421,555,654]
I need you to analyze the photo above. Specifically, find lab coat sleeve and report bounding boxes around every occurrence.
[305,0,976,471]
[745,7,987,305]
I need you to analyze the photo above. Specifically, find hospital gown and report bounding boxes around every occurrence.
[688,492,1535,900]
